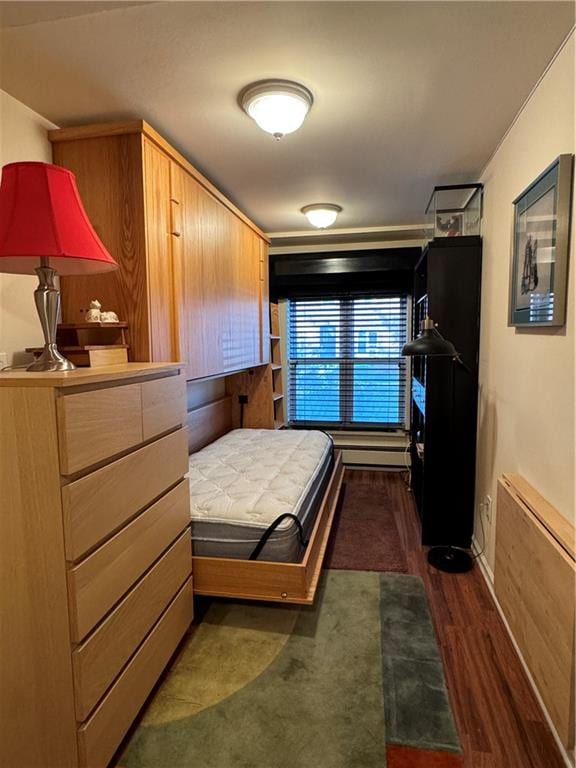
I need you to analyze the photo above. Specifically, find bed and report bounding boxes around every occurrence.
[187,397,344,604]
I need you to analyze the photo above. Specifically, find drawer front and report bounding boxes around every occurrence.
[68,479,190,642]
[62,428,189,561]
[141,373,186,440]
[72,530,192,721]
[58,383,143,475]
[77,578,193,768]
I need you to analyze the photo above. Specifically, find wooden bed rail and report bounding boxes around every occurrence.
[192,451,344,605]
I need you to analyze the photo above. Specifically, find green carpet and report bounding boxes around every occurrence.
[381,574,459,752]
[120,570,458,768]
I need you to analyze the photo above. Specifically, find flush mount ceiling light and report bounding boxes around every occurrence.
[301,203,343,229]
[240,80,313,139]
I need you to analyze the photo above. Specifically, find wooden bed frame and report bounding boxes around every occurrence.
[186,396,345,604]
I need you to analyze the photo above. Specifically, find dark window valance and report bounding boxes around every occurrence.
[270,248,421,300]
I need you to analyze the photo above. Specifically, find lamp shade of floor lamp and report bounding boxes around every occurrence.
[402,316,474,574]
[0,161,117,371]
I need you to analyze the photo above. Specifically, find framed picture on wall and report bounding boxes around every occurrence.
[509,153,574,327]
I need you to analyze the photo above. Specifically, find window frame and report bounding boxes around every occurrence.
[287,294,411,431]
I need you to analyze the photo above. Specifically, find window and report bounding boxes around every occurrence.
[288,295,409,428]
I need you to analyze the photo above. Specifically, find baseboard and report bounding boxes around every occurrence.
[472,537,574,768]
[341,448,408,467]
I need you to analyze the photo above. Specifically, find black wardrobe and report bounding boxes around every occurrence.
[409,236,482,548]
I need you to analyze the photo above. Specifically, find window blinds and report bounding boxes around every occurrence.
[288,295,409,429]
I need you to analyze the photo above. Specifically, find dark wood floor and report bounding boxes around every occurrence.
[345,469,565,768]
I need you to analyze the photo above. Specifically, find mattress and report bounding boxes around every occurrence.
[188,428,333,562]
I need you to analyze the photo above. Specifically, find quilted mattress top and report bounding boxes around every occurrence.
[187,428,332,530]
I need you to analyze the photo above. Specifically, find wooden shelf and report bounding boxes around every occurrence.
[57,322,129,329]
[268,303,285,429]
[27,345,129,353]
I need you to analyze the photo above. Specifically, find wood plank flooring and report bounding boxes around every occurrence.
[346,469,565,768]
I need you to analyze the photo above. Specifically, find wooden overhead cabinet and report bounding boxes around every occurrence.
[50,121,270,379]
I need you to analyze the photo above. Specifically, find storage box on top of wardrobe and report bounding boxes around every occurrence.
[0,363,192,768]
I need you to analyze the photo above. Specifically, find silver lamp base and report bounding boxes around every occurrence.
[27,260,76,372]
[27,344,76,372]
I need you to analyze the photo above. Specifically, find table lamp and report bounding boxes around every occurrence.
[0,161,117,372]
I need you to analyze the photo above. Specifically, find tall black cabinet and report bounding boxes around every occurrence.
[410,236,482,548]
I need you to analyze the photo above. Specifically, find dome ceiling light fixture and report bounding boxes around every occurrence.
[301,203,343,229]
[240,79,313,140]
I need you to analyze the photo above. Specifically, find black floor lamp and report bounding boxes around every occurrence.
[402,316,474,574]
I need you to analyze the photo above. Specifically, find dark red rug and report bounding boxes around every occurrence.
[325,480,409,573]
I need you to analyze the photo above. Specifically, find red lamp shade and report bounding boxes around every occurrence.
[0,161,117,275]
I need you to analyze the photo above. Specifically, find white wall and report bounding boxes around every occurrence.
[0,90,57,365]
[475,34,575,571]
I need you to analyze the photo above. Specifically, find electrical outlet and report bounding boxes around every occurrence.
[0,351,8,370]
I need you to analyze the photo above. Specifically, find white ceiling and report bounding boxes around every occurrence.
[0,2,573,233]
[0,2,150,28]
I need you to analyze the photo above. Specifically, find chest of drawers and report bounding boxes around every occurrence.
[0,363,193,768]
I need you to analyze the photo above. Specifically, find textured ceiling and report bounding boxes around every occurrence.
[0,1,573,232]
[0,2,150,28]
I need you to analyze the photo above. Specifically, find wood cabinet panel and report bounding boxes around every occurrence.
[67,480,190,642]
[172,165,267,379]
[72,530,192,720]
[0,387,78,768]
[62,429,189,561]
[53,135,151,362]
[77,578,193,768]
[495,476,575,751]
[199,185,230,376]
[143,138,176,363]
[231,224,260,371]
[260,240,271,364]
[57,383,143,475]
[171,163,221,378]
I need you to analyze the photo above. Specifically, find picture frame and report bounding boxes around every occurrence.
[509,154,574,327]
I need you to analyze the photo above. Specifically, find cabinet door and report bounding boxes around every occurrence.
[226,221,260,372]
[171,164,264,379]
[54,134,151,362]
[259,238,270,364]
[171,163,204,379]
[143,138,176,362]
[171,165,227,378]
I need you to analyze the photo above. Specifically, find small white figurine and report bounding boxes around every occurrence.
[85,299,102,322]
[100,311,119,323]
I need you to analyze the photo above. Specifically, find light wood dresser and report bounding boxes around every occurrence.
[0,363,193,768]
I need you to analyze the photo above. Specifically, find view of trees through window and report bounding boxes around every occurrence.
[288,296,408,427]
